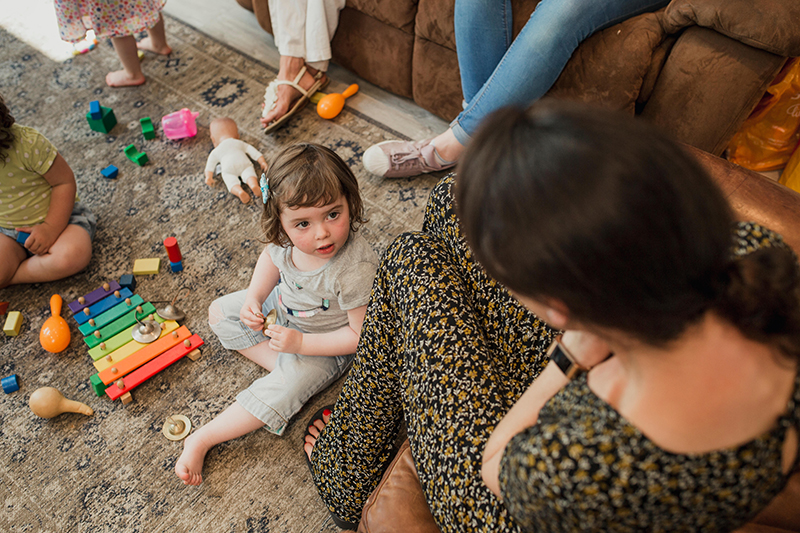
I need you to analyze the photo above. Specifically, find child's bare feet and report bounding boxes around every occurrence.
[175,432,210,486]
[260,56,327,128]
[304,408,331,460]
[105,69,146,87]
[137,36,172,56]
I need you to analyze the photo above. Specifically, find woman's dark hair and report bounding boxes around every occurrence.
[261,143,366,246]
[456,100,800,359]
[0,94,16,158]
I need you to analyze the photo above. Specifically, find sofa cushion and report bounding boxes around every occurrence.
[548,12,666,114]
[661,0,800,56]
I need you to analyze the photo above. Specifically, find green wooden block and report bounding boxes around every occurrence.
[79,294,145,337]
[124,144,148,166]
[140,117,155,139]
[86,106,117,134]
[134,152,148,165]
[85,302,159,352]
[90,373,109,397]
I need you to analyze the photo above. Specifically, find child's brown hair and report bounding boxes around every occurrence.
[0,94,16,159]
[261,143,366,247]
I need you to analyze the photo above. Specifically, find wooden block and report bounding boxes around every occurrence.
[92,319,176,370]
[186,349,202,361]
[0,302,8,315]
[73,288,133,325]
[105,334,204,400]
[85,302,158,350]
[3,311,23,336]
[120,392,133,404]
[68,281,121,314]
[79,294,145,337]
[140,117,155,140]
[89,100,101,120]
[97,324,189,384]
[133,258,160,275]
[89,373,109,397]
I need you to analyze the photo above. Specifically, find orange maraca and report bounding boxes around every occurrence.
[317,84,359,119]
[40,294,71,353]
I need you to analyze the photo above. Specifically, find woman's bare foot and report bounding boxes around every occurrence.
[304,408,331,460]
[137,36,172,56]
[105,69,146,88]
[175,432,211,486]
[260,56,327,128]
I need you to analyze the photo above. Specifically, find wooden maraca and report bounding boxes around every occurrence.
[317,84,359,119]
[40,294,71,353]
[29,387,93,418]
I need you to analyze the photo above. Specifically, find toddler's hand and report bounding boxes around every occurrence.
[240,301,265,331]
[266,325,302,353]
[16,223,58,255]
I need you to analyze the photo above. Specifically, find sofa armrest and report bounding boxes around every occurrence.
[359,440,440,533]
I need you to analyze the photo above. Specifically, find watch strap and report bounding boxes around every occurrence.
[548,340,588,380]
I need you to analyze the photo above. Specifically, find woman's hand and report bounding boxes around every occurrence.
[266,325,303,353]
[240,300,265,331]
[561,330,612,369]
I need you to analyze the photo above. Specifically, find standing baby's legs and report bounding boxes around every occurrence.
[5,225,92,287]
[106,14,172,87]
[107,35,146,87]
[175,402,264,485]
[137,14,172,55]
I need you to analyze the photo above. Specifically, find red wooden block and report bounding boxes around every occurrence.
[164,236,182,263]
[105,334,204,400]
[0,302,8,315]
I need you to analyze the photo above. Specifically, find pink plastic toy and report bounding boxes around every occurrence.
[161,108,199,140]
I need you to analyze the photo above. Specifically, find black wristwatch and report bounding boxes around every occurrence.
[547,339,589,380]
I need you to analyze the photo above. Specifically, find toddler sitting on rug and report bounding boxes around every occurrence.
[0,94,96,288]
[175,143,378,485]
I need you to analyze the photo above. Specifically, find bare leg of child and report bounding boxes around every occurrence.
[137,14,172,55]
[0,234,27,289]
[7,225,92,286]
[107,35,146,87]
[175,402,264,485]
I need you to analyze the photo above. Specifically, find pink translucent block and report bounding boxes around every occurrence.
[161,108,199,140]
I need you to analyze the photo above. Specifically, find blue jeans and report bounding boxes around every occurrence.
[450,0,670,145]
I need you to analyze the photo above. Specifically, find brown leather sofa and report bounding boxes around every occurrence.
[355,147,800,533]
[234,0,800,156]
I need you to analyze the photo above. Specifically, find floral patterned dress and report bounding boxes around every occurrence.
[54,0,167,42]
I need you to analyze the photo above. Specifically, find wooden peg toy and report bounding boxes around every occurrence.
[29,387,93,418]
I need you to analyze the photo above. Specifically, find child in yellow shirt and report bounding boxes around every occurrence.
[0,94,95,288]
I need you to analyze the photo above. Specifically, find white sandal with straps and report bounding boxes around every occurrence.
[261,66,329,133]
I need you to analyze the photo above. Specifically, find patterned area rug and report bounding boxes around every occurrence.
[0,16,440,533]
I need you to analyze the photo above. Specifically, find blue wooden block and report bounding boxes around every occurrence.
[170,260,183,273]
[89,100,102,120]
[15,231,30,245]
[2,374,19,393]
[101,165,118,179]
[119,274,136,291]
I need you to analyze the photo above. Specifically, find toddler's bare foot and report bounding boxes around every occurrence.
[175,433,209,486]
[106,69,146,88]
[137,37,172,55]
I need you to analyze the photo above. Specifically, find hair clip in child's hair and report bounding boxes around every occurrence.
[260,173,269,204]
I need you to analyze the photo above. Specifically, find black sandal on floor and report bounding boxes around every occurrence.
[303,404,360,531]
